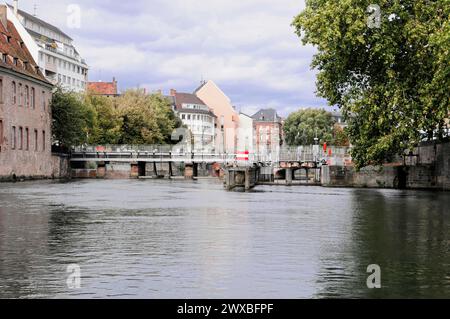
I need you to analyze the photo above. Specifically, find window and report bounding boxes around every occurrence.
[11,81,16,104]
[18,127,23,150]
[31,87,35,109]
[41,91,46,111]
[42,131,46,151]
[25,128,29,150]
[2,54,6,63]
[0,78,3,103]
[18,83,22,106]
[11,126,16,150]
[25,86,29,107]
[34,129,38,151]
[0,119,3,152]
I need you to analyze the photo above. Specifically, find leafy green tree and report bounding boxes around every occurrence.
[333,124,350,147]
[283,108,334,145]
[51,87,94,150]
[116,90,181,145]
[84,93,122,145]
[293,0,449,168]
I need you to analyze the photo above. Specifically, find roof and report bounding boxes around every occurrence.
[87,81,118,95]
[193,81,207,94]
[173,92,207,110]
[9,5,73,41]
[171,92,216,118]
[251,108,282,123]
[0,18,50,84]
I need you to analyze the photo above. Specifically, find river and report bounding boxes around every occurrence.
[0,179,448,298]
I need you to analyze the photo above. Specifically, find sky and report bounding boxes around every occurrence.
[16,0,331,116]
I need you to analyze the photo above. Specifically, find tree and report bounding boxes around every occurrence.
[293,0,449,168]
[84,92,122,145]
[51,87,94,150]
[116,90,181,145]
[283,108,334,145]
[332,124,350,147]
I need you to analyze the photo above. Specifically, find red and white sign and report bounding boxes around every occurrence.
[236,151,249,161]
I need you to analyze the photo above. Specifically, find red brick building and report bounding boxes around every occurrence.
[87,77,119,97]
[0,5,53,179]
[252,108,283,160]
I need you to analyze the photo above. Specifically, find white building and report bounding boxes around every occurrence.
[7,1,88,92]
[237,113,254,154]
[169,90,216,153]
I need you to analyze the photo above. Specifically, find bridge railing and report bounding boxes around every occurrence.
[71,145,353,165]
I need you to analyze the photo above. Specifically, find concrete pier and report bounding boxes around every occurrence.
[224,167,259,191]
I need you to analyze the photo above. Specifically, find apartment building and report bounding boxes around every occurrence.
[8,1,88,92]
[169,89,216,153]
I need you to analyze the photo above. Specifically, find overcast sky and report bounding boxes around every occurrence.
[16,0,331,116]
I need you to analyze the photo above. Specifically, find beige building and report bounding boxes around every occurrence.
[194,80,239,154]
[0,5,53,179]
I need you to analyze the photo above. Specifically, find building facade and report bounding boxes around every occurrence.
[194,80,239,154]
[252,108,283,161]
[88,78,119,97]
[8,1,88,92]
[0,5,53,179]
[169,90,216,153]
[237,113,254,154]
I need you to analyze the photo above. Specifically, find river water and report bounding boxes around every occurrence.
[0,179,448,299]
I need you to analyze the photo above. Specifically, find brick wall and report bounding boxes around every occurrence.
[0,70,52,179]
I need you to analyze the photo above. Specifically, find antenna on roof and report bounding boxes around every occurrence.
[33,3,38,17]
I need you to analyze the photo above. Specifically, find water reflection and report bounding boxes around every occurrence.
[0,180,449,298]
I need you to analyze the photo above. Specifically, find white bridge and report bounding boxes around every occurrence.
[69,145,351,166]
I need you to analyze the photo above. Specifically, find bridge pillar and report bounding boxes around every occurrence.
[286,168,293,186]
[130,162,139,178]
[184,163,194,179]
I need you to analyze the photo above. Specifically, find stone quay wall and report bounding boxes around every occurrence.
[322,141,450,191]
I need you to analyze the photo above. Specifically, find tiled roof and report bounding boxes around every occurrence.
[171,92,216,117]
[0,19,49,84]
[252,108,282,122]
[173,92,207,110]
[87,81,118,95]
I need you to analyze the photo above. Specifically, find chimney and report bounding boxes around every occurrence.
[13,0,18,17]
[170,89,176,96]
[112,77,117,94]
[0,5,7,30]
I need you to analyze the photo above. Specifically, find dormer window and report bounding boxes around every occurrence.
[1,53,6,63]
[13,57,18,66]
[6,35,11,43]
[35,66,40,73]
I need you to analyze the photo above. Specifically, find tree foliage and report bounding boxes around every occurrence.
[293,0,449,167]
[84,93,122,145]
[116,90,181,145]
[283,108,334,145]
[51,88,182,149]
[51,87,94,150]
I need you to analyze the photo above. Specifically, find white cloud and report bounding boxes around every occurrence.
[18,0,329,114]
